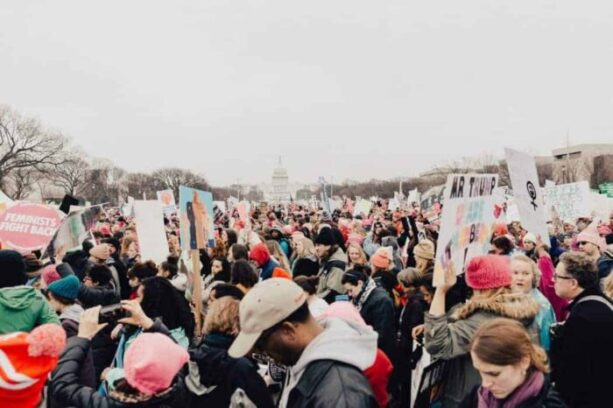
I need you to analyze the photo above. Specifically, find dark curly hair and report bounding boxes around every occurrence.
[559,252,598,289]
[140,277,195,338]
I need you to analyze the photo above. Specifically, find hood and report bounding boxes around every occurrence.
[291,317,377,377]
[452,291,540,322]
[187,333,236,393]
[0,286,40,310]
[329,247,348,263]
[60,303,84,322]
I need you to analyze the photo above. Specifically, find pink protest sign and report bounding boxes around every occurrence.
[0,203,62,252]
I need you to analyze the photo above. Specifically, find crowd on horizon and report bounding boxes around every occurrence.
[1,195,613,408]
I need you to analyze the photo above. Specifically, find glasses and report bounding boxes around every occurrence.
[577,241,589,246]
[553,273,574,281]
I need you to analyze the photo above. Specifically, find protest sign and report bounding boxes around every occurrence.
[134,200,168,263]
[433,174,499,286]
[591,192,613,221]
[213,202,225,225]
[408,188,421,205]
[0,203,62,253]
[45,206,103,257]
[388,198,400,211]
[504,148,549,240]
[157,189,177,217]
[59,195,79,215]
[237,201,250,226]
[543,181,591,222]
[179,186,215,250]
[353,199,372,217]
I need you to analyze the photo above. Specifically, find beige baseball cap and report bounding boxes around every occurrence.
[228,278,308,358]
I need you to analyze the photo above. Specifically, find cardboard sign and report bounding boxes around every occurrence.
[179,186,215,250]
[46,206,103,257]
[0,203,62,253]
[433,174,499,286]
[543,181,591,222]
[134,200,168,263]
[504,148,549,240]
[157,189,177,217]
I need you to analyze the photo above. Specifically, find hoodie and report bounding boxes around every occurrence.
[0,286,59,334]
[278,317,377,407]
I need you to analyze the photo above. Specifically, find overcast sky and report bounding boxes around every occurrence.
[1,1,613,186]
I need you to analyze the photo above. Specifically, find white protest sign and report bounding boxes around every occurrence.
[134,200,168,263]
[388,198,400,211]
[353,199,373,217]
[543,181,591,222]
[504,148,549,240]
[408,188,420,205]
[156,190,177,217]
[433,174,499,286]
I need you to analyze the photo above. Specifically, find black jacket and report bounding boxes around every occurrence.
[185,333,274,408]
[78,283,120,309]
[398,292,427,373]
[550,287,613,408]
[360,286,397,361]
[49,336,189,407]
[286,359,378,408]
[459,376,567,408]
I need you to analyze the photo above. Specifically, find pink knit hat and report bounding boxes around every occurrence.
[124,333,189,395]
[319,301,366,326]
[41,265,61,286]
[371,247,392,269]
[577,222,607,252]
[465,255,512,290]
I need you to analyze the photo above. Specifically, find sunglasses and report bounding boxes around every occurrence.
[577,241,590,246]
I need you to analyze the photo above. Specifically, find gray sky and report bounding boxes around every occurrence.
[1,0,613,186]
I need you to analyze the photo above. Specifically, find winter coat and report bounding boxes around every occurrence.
[110,255,131,300]
[531,288,555,351]
[0,286,59,334]
[597,250,613,283]
[185,333,274,408]
[359,286,397,361]
[550,287,613,408]
[279,317,379,408]
[397,292,427,379]
[459,375,567,408]
[260,258,280,280]
[316,247,347,303]
[424,292,540,408]
[59,304,96,388]
[49,337,189,407]
[364,349,394,408]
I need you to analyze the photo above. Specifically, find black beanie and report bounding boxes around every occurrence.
[314,227,336,246]
[0,250,27,288]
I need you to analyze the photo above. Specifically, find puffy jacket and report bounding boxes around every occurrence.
[459,375,567,408]
[359,286,397,362]
[49,337,189,407]
[316,248,347,303]
[425,292,540,407]
[0,286,59,334]
[280,317,379,408]
[185,333,274,408]
[550,287,613,408]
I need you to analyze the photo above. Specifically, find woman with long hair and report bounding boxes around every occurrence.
[347,242,368,269]
[266,239,291,272]
[459,318,565,407]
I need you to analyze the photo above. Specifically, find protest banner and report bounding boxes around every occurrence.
[504,148,549,240]
[157,189,177,217]
[408,188,421,206]
[213,202,225,226]
[0,203,63,253]
[591,192,613,221]
[543,181,591,222]
[179,186,215,251]
[45,206,103,258]
[433,174,499,286]
[133,200,168,264]
[353,199,373,217]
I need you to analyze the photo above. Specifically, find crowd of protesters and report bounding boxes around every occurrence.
[1,199,613,408]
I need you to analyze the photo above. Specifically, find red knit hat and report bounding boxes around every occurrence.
[465,255,512,290]
[249,243,271,267]
[0,324,66,408]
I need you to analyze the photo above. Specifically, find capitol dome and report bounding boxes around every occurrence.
[271,157,289,202]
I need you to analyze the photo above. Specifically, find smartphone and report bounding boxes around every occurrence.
[334,295,350,302]
[98,304,129,325]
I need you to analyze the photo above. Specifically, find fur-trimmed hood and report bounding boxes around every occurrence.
[451,291,540,322]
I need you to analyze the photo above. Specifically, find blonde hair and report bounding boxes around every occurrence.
[266,240,291,271]
[471,318,549,373]
[204,297,240,336]
[511,254,541,288]
[605,272,613,299]
[296,237,315,258]
[347,243,368,267]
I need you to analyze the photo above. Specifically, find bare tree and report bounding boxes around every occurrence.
[152,167,211,198]
[5,167,42,200]
[0,105,65,190]
[52,151,91,196]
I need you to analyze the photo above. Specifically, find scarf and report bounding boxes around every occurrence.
[477,370,544,408]
[353,278,377,312]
